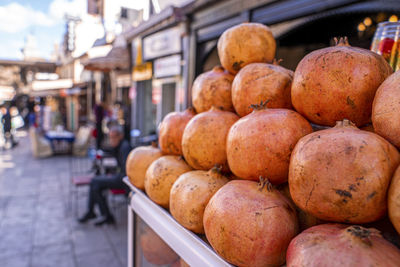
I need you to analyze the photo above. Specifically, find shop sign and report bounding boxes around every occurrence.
[143,27,181,61]
[154,54,181,78]
[132,62,152,81]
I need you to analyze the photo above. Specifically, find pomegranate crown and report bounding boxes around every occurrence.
[258,176,273,192]
[210,164,223,175]
[335,119,357,128]
[334,37,350,47]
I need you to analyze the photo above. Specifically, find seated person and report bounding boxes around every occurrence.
[78,125,131,226]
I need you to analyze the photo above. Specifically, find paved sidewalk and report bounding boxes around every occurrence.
[0,131,128,267]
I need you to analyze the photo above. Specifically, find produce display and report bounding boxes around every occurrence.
[127,21,400,267]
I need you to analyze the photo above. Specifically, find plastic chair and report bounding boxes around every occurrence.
[73,126,92,156]
[29,128,53,158]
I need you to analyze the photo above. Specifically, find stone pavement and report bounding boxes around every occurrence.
[0,131,128,267]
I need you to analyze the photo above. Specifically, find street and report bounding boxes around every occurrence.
[0,131,127,267]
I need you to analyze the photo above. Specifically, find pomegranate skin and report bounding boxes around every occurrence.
[291,38,392,127]
[289,120,400,224]
[227,108,312,184]
[192,66,235,113]
[372,70,400,149]
[287,223,400,267]
[232,63,293,117]
[203,180,298,267]
[218,22,276,74]
[159,108,196,155]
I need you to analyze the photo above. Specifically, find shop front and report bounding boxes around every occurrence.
[186,0,400,82]
[126,7,189,146]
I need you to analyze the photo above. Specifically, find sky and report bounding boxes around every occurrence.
[0,0,88,60]
[0,0,149,61]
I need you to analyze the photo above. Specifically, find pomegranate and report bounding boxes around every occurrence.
[292,37,392,126]
[226,104,312,184]
[192,66,234,113]
[388,166,400,235]
[286,224,400,267]
[289,119,400,223]
[182,107,239,170]
[140,225,179,265]
[126,144,162,190]
[372,70,400,148]
[203,179,298,267]
[218,22,276,74]
[170,168,229,234]
[159,108,196,155]
[232,62,293,117]
[144,155,192,209]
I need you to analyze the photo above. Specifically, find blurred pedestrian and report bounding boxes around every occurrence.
[94,102,105,149]
[1,106,15,148]
[78,125,131,226]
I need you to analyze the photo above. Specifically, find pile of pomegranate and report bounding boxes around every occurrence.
[125,22,400,266]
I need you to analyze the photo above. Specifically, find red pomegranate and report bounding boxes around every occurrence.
[232,62,293,117]
[159,108,196,155]
[126,144,162,190]
[292,37,392,126]
[218,22,276,74]
[226,105,312,184]
[182,107,239,170]
[372,70,400,149]
[388,166,400,235]
[203,179,298,267]
[289,119,400,223]
[169,168,229,234]
[287,224,400,267]
[191,66,234,113]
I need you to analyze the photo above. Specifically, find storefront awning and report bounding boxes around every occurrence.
[30,79,73,97]
[83,46,129,72]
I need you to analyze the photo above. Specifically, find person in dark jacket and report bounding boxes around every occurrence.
[94,102,105,149]
[1,106,15,147]
[78,125,131,226]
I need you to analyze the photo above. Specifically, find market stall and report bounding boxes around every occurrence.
[123,15,400,267]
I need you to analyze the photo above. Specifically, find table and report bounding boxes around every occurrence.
[45,130,75,154]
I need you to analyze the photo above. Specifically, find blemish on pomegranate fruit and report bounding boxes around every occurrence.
[346,96,356,109]
[367,191,377,200]
[348,184,357,192]
[335,189,352,198]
